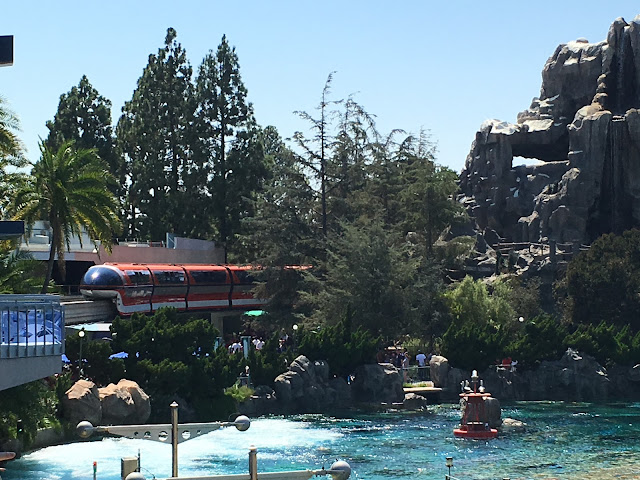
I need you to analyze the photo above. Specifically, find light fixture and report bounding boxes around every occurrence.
[446,457,453,479]
[292,324,298,331]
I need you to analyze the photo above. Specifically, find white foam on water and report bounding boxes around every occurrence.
[11,418,343,480]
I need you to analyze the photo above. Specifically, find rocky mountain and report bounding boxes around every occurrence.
[460,15,640,249]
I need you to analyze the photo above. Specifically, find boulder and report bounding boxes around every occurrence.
[403,392,428,410]
[429,356,449,388]
[99,379,150,425]
[501,417,527,432]
[351,363,404,404]
[62,379,101,426]
[271,355,352,413]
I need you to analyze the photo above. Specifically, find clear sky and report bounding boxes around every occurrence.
[2,2,640,174]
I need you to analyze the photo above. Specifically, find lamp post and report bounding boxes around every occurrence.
[78,328,86,378]
[445,457,453,480]
[292,324,298,350]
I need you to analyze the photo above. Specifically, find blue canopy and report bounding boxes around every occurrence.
[109,351,128,359]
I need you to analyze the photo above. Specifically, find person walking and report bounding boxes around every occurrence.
[416,350,427,380]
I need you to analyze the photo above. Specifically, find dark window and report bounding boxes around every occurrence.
[154,271,185,284]
[125,270,151,285]
[191,270,228,284]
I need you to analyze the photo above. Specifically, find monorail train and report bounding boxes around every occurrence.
[79,263,267,316]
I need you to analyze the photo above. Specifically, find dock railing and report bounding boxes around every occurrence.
[0,294,64,359]
[402,365,431,383]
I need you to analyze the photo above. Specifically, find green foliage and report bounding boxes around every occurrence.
[238,126,316,266]
[563,229,640,331]
[245,334,289,386]
[195,35,267,258]
[110,308,251,420]
[44,75,123,203]
[396,130,466,254]
[0,242,44,293]
[440,318,502,371]
[117,27,198,240]
[0,379,61,446]
[224,384,254,403]
[433,235,476,269]
[65,333,125,385]
[0,96,27,217]
[564,321,640,366]
[297,309,380,376]
[10,140,121,292]
[505,314,568,368]
[441,276,521,370]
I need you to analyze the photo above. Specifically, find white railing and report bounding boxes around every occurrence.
[0,295,64,359]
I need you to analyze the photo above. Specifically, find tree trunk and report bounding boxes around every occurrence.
[42,235,57,294]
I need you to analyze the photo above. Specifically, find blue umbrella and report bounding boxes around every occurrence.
[109,351,128,359]
[61,354,71,364]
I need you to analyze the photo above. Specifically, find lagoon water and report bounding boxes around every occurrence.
[4,402,640,480]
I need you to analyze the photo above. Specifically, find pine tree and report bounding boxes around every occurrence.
[45,75,123,210]
[194,35,267,261]
[116,28,198,240]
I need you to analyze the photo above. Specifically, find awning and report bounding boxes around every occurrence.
[67,323,112,332]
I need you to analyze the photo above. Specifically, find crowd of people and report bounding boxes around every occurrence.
[377,347,434,382]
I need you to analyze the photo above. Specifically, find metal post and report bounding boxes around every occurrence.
[171,401,179,478]
[249,445,258,480]
[78,328,86,377]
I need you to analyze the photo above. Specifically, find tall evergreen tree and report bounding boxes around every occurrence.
[239,126,316,265]
[293,73,339,238]
[117,28,198,240]
[396,130,464,254]
[195,35,267,261]
[44,75,122,195]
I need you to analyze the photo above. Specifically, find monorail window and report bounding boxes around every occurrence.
[154,271,185,284]
[191,270,228,284]
[235,271,256,284]
[125,270,151,285]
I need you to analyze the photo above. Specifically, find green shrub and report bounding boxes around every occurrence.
[297,308,380,376]
[224,385,255,403]
[505,314,567,369]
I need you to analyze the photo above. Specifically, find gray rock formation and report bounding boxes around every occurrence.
[99,379,151,425]
[273,355,350,413]
[460,15,640,248]
[403,392,428,410]
[351,363,404,404]
[429,355,450,388]
[440,349,640,402]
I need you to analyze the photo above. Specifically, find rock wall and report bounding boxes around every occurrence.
[460,15,640,246]
[438,349,640,402]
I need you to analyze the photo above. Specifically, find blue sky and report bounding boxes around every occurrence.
[2,2,640,173]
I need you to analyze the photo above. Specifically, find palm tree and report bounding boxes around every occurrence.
[0,96,22,160]
[11,140,122,293]
[0,97,27,217]
[0,242,42,293]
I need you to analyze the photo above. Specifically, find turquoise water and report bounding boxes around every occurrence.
[4,402,640,480]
